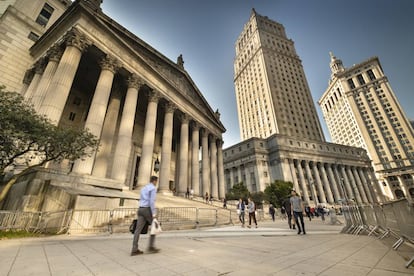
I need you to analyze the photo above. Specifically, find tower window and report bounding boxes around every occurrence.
[367,69,376,81]
[357,74,365,85]
[28,32,39,42]
[36,3,54,27]
[347,78,356,89]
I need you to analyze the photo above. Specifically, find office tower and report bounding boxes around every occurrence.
[320,54,414,199]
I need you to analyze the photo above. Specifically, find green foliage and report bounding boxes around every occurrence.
[0,88,99,200]
[225,182,250,200]
[0,230,49,240]
[250,191,265,209]
[264,180,293,208]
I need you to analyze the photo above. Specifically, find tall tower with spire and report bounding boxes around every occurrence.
[319,54,414,200]
[234,9,325,141]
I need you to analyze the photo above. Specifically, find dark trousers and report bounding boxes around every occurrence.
[249,212,257,226]
[131,207,155,252]
[239,211,245,224]
[293,211,305,233]
[270,212,275,221]
[287,212,293,228]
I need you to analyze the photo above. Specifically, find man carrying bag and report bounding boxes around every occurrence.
[131,176,160,256]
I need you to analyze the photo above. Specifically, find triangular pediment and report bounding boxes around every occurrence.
[31,1,225,133]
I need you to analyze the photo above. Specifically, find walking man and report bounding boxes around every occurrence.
[247,197,258,228]
[283,197,294,229]
[237,198,245,227]
[131,176,160,256]
[269,204,276,222]
[290,190,306,235]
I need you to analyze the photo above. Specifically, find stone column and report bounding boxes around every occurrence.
[191,122,200,196]
[136,91,160,189]
[326,164,340,203]
[304,161,319,205]
[24,60,45,102]
[111,74,142,182]
[340,165,354,202]
[333,165,344,199]
[72,55,119,175]
[217,140,226,199]
[201,129,210,196]
[32,45,63,112]
[289,159,300,193]
[352,167,368,203]
[358,168,374,203]
[178,114,190,195]
[39,29,89,124]
[210,136,218,199]
[346,166,362,204]
[158,103,176,193]
[20,69,34,96]
[296,160,310,205]
[312,162,327,204]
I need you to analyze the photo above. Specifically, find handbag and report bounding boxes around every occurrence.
[129,219,149,234]
[237,209,241,215]
[150,218,162,235]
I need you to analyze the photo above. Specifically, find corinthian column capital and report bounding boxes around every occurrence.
[165,102,177,113]
[22,69,34,85]
[127,73,144,89]
[99,55,120,73]
[64,28,90,52]
[148,90,161,103]
[179,113,190,124]
[47,44,64,62]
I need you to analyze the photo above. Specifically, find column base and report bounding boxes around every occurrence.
[158,189,174,196]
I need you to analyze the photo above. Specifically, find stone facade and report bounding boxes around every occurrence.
[225,10,385,206]
[224,135,383,206]
[234,9,325,141]
[1,0,226,211]
[319,54,414,201]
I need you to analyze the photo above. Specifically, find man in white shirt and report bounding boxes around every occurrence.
[131,176,160,256]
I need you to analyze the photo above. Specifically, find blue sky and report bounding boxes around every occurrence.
[101,0,414,147]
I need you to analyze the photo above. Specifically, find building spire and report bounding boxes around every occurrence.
[329,51,344,79]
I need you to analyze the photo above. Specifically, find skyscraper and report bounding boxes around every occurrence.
[234,9,324,142]
[319,54,414,200]
[225,10,384,206]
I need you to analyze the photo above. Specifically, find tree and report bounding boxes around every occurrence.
[250,191,265,209]
[264,180,293,208]
[225,182,250,200]
[0,88,99,202]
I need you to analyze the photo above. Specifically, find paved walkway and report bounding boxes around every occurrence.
[1,219,413,276]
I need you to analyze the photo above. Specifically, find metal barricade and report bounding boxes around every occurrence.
[35,210,73,234]
[69,210,111,234]
[158,207,197,230]
[111,208,138,233]
[0,211,41,231]
[197,208,217,227]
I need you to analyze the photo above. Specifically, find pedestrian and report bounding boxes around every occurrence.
[305,205,312,221]
[190,188,194,200]
[185,187,190,199]
[283,197,294,229]
[223,198,227,209]
[281,206,286,220]
[329,206,342,225]
[247,197,258,228]
[317,205,325,222]
[131,176,160,256]
[237,198,245,227]
[209,195,213,204]
[205,192,209,204]
[269,204,276,222]
[290,190,306,235]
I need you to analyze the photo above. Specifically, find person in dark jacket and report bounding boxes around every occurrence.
[269,204,276,221]
[237,198,245,227]
[283,197,294,229]
[305,205,312,221]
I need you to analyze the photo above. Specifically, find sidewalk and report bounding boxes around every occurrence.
[1,219,413,275]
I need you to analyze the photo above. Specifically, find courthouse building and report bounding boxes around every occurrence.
[224,9,385,206]
[0,0,226,211]
[319,54,414,200]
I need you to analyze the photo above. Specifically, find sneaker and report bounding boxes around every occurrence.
[293,226,296,229]
[255,225,258,228]
[303,232,306,235]
[247,225,251,228]
[147,247,160,254]
[130,250,144,256]
[297,231,302,235]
